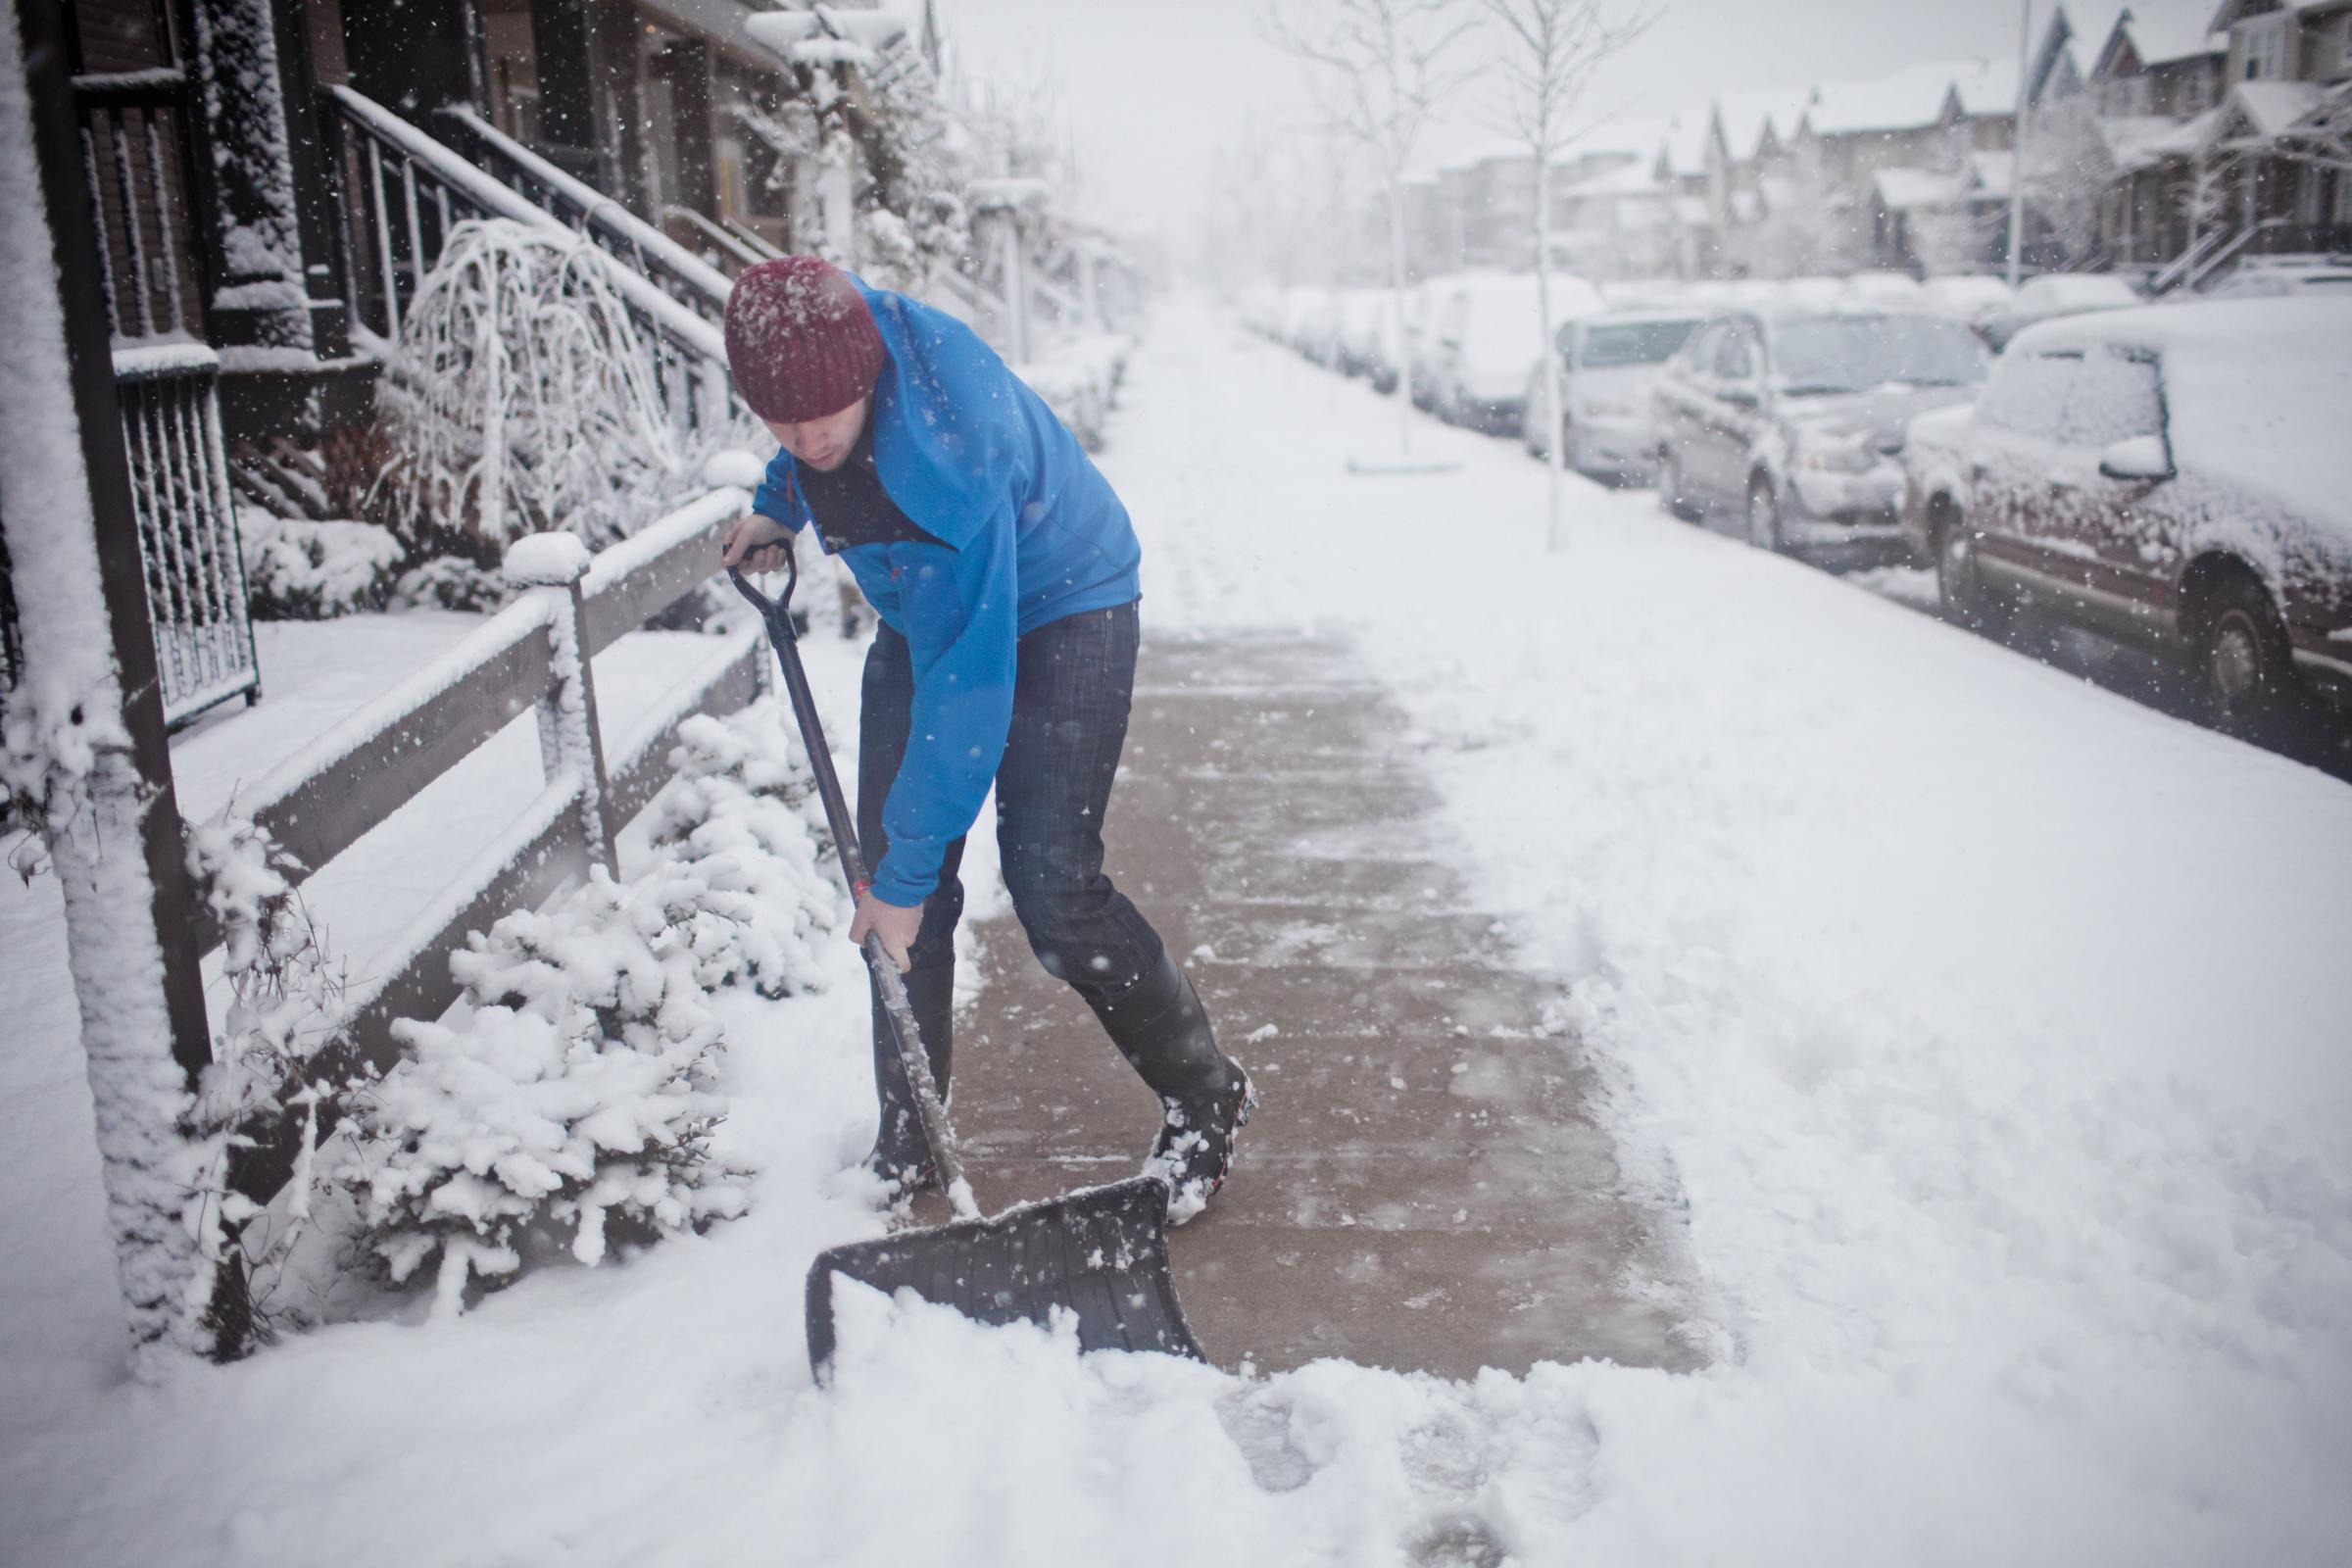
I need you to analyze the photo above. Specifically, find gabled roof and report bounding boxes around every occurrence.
[1801,59,2011,136]
[1712,87,1813,163]
[2078,1,2228,77]
[1660,113,1712,179]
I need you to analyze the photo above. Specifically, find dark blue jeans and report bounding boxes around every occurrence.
[858,601,1167,1003]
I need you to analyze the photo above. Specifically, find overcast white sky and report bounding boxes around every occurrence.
[941,0,2037,237]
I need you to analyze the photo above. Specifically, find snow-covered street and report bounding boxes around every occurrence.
[5,309,2349,1566]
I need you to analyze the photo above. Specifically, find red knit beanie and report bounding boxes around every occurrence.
[723,257,889,423]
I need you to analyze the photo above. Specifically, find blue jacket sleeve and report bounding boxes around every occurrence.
[751,452,806,529]
[868,506,1020,905]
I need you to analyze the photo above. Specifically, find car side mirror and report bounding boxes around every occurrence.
[2097,435,2172,482]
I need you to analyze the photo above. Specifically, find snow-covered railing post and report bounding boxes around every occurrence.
[505,533,617,876]
[3,0,249,1371]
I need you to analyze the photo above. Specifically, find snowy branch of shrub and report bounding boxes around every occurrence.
[377,220,690,557]
[178,810,354,1338]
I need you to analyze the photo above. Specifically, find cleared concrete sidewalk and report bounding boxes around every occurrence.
[915,630,1702,1380]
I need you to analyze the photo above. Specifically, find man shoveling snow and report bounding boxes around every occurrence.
[716,257,1254,1222]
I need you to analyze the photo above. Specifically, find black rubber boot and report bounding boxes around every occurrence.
[867,963,954,1196]
[1085,950,1255,1225]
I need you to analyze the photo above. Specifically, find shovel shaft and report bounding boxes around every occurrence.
[730,566,972,1212]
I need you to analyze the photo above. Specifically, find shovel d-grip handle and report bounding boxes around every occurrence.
[728,561,974,1214]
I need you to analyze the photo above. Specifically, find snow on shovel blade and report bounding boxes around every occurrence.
[806,1175,1207,1375]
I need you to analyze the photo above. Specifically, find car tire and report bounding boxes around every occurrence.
[1934,513,2009,635]
[1745,477,1784,553]
[2194,571,2298,736]
[1658,448,1696,520]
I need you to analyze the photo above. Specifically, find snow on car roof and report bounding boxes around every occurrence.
[2020,273,2140,307]
[2016,299,2352,541]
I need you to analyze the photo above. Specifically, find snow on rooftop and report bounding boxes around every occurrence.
[2230,79,2327,140]
[1559,158,1669,200]
[2095,113,2184,172]
[2076,0,2228,74]
[1873,167,1969,211]
[1713,86,1814,161]
[1660,114,1711,178]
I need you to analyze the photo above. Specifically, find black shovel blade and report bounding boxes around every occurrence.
[806,1175,1206,1375]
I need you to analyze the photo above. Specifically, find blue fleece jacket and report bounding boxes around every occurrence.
[751,283,1141,905]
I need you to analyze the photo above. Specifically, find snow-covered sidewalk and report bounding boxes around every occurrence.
[3,309,2348,1566]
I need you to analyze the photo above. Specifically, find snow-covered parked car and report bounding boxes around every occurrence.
[1839,270,1925,310]
[1919,274,2016,332]
[1520,308,1703,482]
[1901,298,2352,729]
[2202,258,2352,300]
[1979,272,2140,351]
[1422,271,1604,433]
[1652,308,1988,563]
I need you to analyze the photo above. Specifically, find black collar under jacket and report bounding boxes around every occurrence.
[791,415,945,554]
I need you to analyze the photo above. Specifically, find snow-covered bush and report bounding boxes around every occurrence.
[237,504,404,619]
[339,697,840,1312]
[378,220,683,556]
[344,868,751,1312]
[640,702,844,999]
[388,554,512,612]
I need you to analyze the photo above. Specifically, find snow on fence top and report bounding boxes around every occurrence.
[230,485,752,909]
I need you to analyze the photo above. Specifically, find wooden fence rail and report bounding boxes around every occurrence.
[216,488,762,1203]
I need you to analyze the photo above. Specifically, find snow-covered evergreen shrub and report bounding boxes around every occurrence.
[641,701,844,999]
[378,219,683,556]
[344,868,751,1312]
[238,504,405,618]
[388,554,512,612]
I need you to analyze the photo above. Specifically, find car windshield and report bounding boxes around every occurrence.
[1770,316,1987,395]
[1578,319,1699,368]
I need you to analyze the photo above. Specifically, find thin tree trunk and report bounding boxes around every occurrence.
[1389,174,1412,456]
[1536,152,1567,550]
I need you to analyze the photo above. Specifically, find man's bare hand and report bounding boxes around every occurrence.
[720,513,794,573]
[849,891,923,974]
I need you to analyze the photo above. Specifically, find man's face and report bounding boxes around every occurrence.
[766,397,869,472]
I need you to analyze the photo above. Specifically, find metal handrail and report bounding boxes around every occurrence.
[434,106,735,321]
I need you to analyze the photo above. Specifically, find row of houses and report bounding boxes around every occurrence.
[1400,0,2352,290]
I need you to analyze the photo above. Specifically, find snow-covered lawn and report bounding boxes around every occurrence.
[2,311,2347,1565]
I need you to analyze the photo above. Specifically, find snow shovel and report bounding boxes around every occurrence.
[726,563,1207,1378]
